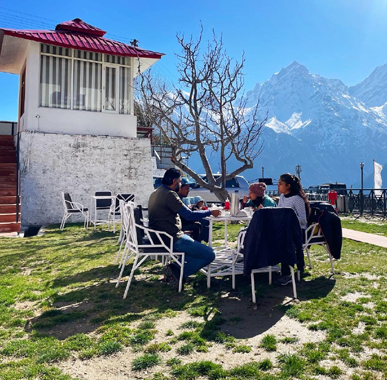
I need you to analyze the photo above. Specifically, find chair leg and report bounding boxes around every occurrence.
[268,266,272,285]
[60,214,70,230]
[251,272,256,303]
[304,246,312,269]
[207,264,211,289]
[123,255,139,299]
[177,253,185,293]
[60,214,66,230]
[289,266,297,299]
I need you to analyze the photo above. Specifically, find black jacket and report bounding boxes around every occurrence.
[309,202,342,259]
[243,208,304,275]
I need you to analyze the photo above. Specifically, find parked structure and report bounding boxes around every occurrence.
[0,19,163,228]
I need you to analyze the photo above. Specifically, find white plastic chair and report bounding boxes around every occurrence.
[303,223,335,274]
[116,202,185,299]
[60,192,89,230]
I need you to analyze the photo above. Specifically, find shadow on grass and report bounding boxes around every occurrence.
[213,274,336,339]
[29,263,196,340]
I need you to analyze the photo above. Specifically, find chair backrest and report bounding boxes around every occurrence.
[114,193,135,212]
[95,191,112,209]
[237,229,247,253]
[62,192,74,211]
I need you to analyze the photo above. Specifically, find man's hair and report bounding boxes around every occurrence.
[162,168,182,185]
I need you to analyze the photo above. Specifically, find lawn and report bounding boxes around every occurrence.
[1,218,387,379]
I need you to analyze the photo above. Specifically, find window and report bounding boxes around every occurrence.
[40,55,71,109]
[73,60,102,112]
[39,44,132,114]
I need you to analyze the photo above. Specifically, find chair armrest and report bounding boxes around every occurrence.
[135,223,174,252]
[66,200,87,212]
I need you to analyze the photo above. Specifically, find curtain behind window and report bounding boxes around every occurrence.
[40,56,71,109]
[119,67,132,114]
[73,60,102,112]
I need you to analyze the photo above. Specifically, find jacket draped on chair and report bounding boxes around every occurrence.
[243,207,304,276]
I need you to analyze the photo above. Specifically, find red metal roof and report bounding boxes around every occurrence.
[1,19,164,59]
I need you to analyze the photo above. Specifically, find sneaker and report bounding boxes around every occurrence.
[274,275,293,286]
[163,264,182,291]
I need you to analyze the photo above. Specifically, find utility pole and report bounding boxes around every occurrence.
[262,167,264,179]
[295,165,302,181]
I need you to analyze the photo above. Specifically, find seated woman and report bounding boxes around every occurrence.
[241,182,277,210]
[275,173,311,285]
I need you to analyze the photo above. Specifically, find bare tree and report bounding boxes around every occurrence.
[138,27,267,202]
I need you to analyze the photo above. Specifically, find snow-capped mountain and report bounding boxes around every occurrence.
[185,61,387,186]
[349,63,387,108]
[238,61,387,186]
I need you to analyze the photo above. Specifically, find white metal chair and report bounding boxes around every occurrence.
[92,191,112,229]
[303,222,335,274]
[236,229,297,303]
[60,192,89,230]
[108,193,135,233]
[116,202,185,299]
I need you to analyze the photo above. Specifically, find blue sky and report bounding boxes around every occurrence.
[2,0,387,121]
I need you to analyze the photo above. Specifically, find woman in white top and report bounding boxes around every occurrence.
[276,173,311,285]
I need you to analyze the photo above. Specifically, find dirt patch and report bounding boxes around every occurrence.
[57,292,326,380]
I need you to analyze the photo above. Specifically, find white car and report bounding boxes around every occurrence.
[188,174,250,203]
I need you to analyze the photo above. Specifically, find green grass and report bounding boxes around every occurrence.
[1,219,387,379]
[341,217,387,236]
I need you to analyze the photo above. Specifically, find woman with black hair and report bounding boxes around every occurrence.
[275,173,311,285]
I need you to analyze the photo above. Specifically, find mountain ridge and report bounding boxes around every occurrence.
[188,61,387,187]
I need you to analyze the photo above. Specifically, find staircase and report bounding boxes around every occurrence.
[0,135,20,233]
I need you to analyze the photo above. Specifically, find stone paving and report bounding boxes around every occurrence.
[342,228,387,248]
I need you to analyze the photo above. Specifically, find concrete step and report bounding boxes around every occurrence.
[0,169,17,176]
[0,135,14,141]
[0,204,17,213]
[0,156,16,164]
[0,222,20,233]
[0,163,16,168]
[0,176,16,184]
[0,139,15,147]
[0,196,18,204]
[0,150,16,157]
[0,214,18,223]
[0,145,16,150]
[0,189,17,196]
[0,182,17,189]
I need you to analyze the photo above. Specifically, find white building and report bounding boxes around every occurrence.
[0,18,163,227]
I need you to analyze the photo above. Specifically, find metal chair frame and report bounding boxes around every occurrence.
[303,222,335,274]
[60,192,89,230]
[116,202,185,299]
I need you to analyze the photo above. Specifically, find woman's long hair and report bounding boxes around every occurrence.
[280,173,311,216]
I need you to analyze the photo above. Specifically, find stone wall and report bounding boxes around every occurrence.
[19,131,154,226]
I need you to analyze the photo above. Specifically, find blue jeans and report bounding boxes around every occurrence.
[173,234,215,279]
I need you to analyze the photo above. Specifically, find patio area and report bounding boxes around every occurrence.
[1,220,387,379]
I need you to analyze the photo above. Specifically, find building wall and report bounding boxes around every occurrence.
[20,41,137,138]
[19,131,154,225]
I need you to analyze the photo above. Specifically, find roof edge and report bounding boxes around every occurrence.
[1,29,164,59]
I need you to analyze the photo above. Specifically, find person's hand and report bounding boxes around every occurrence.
[258,204,263,209]
[211,209,222,217]
[243,195,249,203]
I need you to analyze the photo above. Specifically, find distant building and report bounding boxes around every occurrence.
[0,18,164,227]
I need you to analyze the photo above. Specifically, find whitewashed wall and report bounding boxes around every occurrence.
[19,131,154,225]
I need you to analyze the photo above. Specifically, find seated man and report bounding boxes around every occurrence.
[148,168,221,288]
[177,178,202,241]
